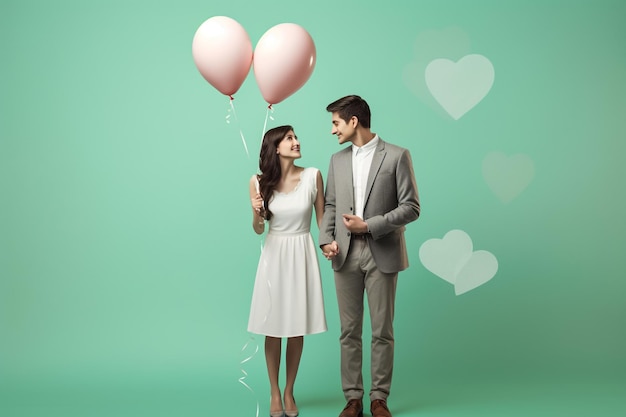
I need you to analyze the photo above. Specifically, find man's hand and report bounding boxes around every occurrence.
[342,214,369,234]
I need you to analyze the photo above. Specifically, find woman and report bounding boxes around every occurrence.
[248,125,327,417]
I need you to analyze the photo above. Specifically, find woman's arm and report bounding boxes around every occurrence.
[249,175,265,235]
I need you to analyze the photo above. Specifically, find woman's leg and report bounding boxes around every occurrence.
[265,336,283,413]
[284,336,303,412]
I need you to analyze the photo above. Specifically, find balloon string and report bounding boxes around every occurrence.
[228,97,249,158]
[260,105,275,155]
[239,337,260,417]
[261,107,269,147]
[238,235,267,417]
[238,199,268,417]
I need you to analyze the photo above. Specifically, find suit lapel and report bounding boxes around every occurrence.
[338,147,354,205]
[364,139,386,209]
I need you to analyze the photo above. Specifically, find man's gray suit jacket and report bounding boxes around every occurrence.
[319,138,420,274]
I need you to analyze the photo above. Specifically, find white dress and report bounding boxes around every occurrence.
[247,167,328,337]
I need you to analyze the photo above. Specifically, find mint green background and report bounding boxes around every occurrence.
[1,1,624,416]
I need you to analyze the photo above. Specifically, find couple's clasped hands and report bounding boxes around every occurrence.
[322,214,369,260]
[322,241,339,260]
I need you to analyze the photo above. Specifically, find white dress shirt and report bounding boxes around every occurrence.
[352,135,379,220]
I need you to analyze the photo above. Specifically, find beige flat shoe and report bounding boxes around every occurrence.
[285,397,298,417]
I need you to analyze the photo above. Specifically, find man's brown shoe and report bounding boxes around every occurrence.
[339,398,363,417]
[370,399,392,417]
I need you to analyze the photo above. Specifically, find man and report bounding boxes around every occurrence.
[319,95,420,417]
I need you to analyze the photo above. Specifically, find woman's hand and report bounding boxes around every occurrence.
[251,193,265,217]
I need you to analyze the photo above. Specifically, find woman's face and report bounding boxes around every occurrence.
[276,130,301,159]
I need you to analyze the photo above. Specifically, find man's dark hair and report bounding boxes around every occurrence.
[326,95,371,128]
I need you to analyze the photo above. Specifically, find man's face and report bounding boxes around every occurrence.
[330,112,356,145]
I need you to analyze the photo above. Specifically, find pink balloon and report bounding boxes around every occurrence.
[192,16,253,97]
[253,23,316,105]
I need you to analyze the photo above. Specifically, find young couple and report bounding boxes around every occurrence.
[247,95,421,417]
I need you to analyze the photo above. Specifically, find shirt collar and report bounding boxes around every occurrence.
[352,134,379,153]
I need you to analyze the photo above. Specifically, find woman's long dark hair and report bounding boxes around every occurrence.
[257,125,293,221]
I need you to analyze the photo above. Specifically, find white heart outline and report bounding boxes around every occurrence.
[419,229,473,284]
[419,229,498,295]
[454,250,498,295]
[482,151,535,203]
[425,54,495,120]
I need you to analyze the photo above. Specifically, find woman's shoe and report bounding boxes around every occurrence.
[269,393,284,417]
[284,397,298,417]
